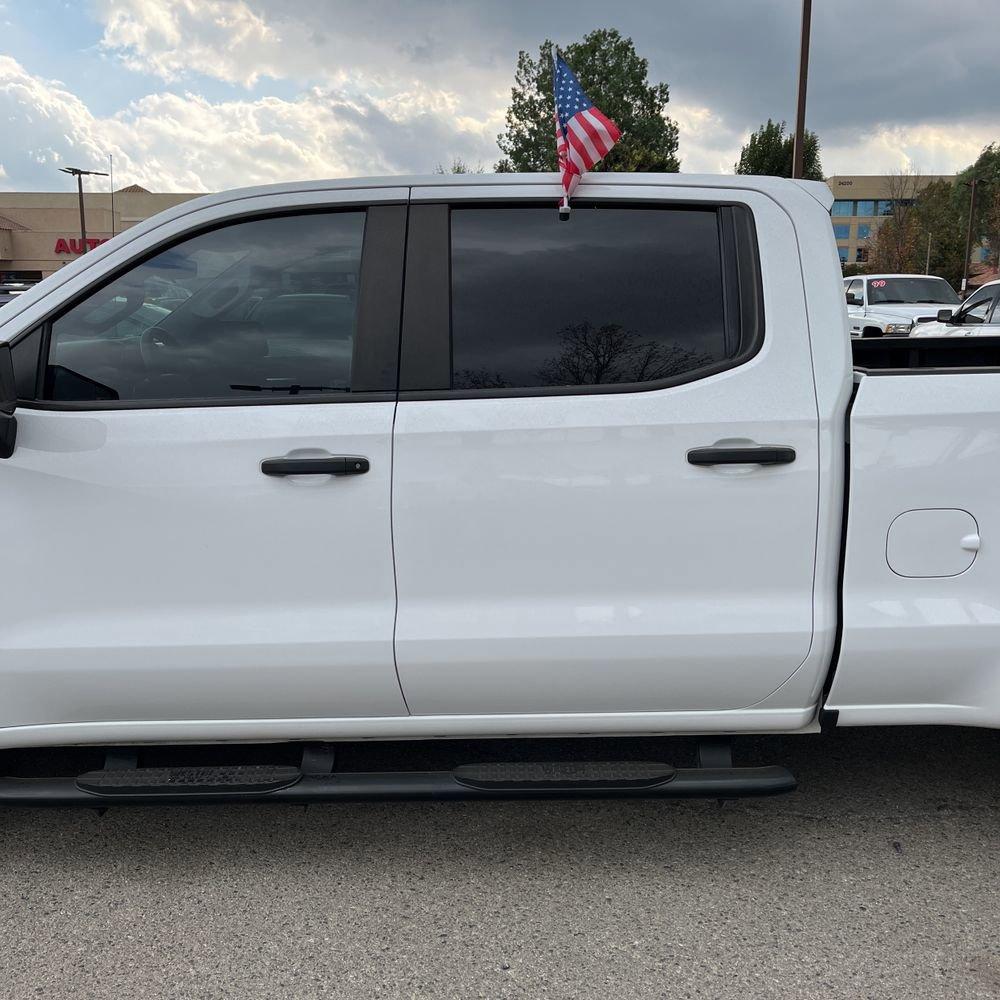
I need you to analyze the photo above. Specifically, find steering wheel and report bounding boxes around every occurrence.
[139,325,184,368]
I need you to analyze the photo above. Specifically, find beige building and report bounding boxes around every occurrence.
[825,174,955,268]
[0,185,200,282]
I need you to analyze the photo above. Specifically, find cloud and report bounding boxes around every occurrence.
[671,103,744,174]
[3,1,999,192]
[821,120,1000,177]
[97,0,295,87]
[0,55,502,191]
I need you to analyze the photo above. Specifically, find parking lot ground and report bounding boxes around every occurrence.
[0,725,997,1000]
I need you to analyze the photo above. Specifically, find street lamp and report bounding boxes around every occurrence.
[58,166,109,254]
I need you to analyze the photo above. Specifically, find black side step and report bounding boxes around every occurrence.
[0,750,796,807]
[76,765,301,796]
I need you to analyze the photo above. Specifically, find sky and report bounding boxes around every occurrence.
[1,0,998,194]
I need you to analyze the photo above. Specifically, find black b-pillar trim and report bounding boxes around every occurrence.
[351,204,408,393]
[399,203,451,392]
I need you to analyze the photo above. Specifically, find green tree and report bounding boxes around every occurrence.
[495,29,679,173]
[913,179,966,287]
[734,119,823,180]
[955,143,1000,270]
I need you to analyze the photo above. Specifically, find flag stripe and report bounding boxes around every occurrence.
[587,107,621,142]
[566,122,598,169]
[580,109,617,151]
[565,134,590,175]
[574,112,611,158]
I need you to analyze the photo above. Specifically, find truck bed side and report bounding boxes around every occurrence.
[829,360,1000,728]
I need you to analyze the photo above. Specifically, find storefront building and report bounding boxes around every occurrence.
[0,185,199,282]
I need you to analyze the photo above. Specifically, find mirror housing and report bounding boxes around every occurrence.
[0,343,17,459]
[846,293,862,306]
[937,308,955,323]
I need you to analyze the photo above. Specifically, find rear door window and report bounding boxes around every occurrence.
[401,202,762,395]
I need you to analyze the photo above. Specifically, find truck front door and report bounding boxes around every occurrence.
[0,196,410,738]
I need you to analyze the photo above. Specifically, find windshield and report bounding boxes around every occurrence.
[867,277,959,305]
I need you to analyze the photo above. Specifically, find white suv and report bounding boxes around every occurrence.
[843,273,960,337]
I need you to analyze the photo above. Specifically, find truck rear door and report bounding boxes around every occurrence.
[390,182,822,718]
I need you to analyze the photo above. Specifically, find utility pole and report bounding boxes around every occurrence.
[109,154,115,238]
[926,232,932,274]
[58,166,109,253]
[961,177,979,295]
[791,0,813,179]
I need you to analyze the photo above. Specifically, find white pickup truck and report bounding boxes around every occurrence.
[0,173,996,807]
[844,273,961,337]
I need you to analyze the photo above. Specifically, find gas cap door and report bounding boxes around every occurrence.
[886,508,980,578]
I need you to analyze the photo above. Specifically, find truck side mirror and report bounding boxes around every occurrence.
[846,293,861,306]
[937,308,955,323]
[0,343,17,459]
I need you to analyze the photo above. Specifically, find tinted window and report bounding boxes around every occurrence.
[833,224,850,240]
[867,277,959,305]
[857,224,871,240]
[831,200,853,217]
[856,200,876,217]
[45,212,365,402]
[449,207,738,390]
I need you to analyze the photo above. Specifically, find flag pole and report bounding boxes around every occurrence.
[553,48,571,219]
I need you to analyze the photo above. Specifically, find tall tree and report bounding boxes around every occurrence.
[495,29,679,173]
[955,143,1000,270]
[913,179,967,286]
[865,171,923,274]
[861,174,967,286]
[734,119,823,180]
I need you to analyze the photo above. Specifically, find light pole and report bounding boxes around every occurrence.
[961,177,980,296]
[791,0,813,179]
[58,166,109,254]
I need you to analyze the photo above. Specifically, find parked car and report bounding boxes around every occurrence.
[910,278,1000,336]
[843,273,959,337]
[0,173,998,807]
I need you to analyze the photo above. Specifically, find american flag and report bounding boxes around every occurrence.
[553,52,621,209]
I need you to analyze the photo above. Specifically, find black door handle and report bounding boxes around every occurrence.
[687,446,796,467]
[261,457,370,476]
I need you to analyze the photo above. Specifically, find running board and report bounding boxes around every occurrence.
[0,745,796,807]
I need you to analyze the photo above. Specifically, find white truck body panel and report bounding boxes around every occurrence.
[0,172,995,750]
[828,372,1000,728]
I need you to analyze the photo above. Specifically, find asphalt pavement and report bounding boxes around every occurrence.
[0,725,997,1000]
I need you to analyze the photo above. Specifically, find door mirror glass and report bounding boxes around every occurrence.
[937,308,954,323]
[846,292,862,306]
[0,343,17,459]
